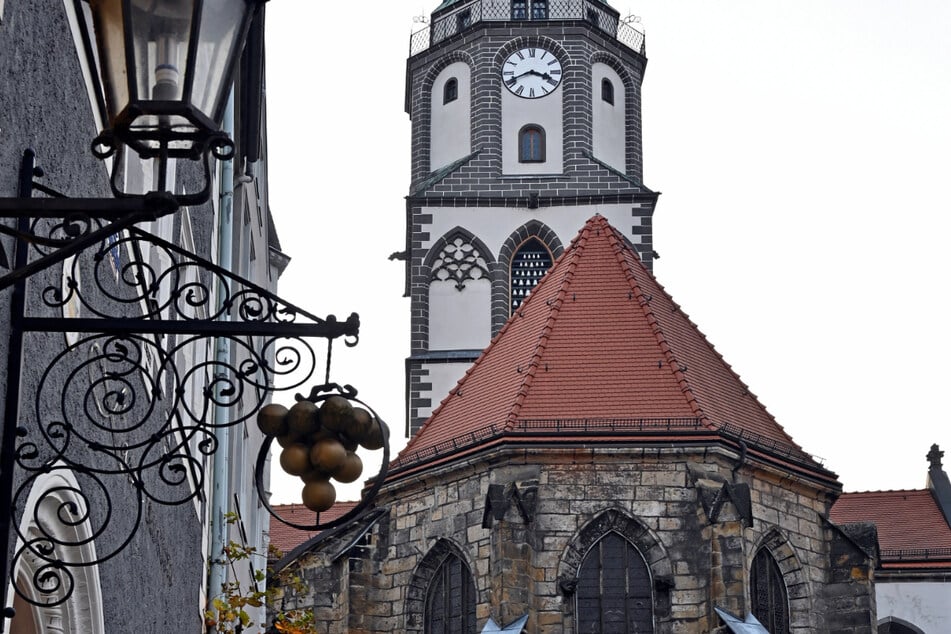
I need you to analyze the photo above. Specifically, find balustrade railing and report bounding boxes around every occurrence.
[409,0,645,56]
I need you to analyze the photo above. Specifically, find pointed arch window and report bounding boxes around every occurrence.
[426,553,477,634]
[443,78,458,104]
[751,548,789,634]
[510,237,552,312]
[576,532,654,633]
[601,78,614,105]
[518,125,545,163]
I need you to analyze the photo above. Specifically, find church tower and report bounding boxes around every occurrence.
[404,0,658,434]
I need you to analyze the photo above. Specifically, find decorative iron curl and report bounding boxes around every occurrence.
[10,467,144,608]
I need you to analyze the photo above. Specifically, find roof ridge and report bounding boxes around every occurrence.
[616,232,799,447]
[505,221,589,427]
[601,220,711,427]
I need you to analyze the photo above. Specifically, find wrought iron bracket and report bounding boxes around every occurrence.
[0,148,370,624]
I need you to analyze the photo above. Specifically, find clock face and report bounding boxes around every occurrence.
[501,47,562,99]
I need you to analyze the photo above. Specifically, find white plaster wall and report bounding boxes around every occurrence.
[431,62,472,171]
[422,204,646,260]
[501,85,563,175]
[877,582,951,633]
[592,63,626,171]
[421,361,473,421]
[429,278,491,350]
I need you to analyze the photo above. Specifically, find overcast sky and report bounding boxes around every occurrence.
[264,1,951,503]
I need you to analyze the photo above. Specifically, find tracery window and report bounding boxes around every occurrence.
[576,532,654,633]
[431,235,489,291]
[518,125,545,163]
[425,553,476,634]
[510,237,552,311]
[444,77,458,104]
[750,548,789,634]
[602,78,614,105]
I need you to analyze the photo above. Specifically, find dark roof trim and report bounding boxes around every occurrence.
[268,507,388,578]
[407,191,659,207]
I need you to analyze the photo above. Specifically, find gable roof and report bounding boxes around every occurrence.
[267,502,358,556]
[831,490,951,568]
[391,216,832,483]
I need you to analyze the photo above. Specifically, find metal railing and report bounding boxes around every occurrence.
[880,548,951,561]
[390,415,826,474]
[409,0,646,57]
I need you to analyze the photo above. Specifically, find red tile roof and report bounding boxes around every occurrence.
[267,502,358,556]
[830,490,951,564]
[392,216,826,479]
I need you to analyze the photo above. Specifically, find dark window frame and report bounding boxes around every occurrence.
[576,532,654,633]
[750,548,790,634]
[456,8,471,30]
[518,124,546,163]
[509,237,553,312]
[425,554,477,634]
[443,77,458,104]
[531,0,548,19]
[601,78,614,105]
[512,0,527,20]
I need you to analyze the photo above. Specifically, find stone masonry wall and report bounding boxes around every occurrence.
[331,445,872,633]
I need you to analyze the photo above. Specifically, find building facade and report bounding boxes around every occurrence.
[832,445,951,634]
[266,2,883,633]
[1,1,282,630]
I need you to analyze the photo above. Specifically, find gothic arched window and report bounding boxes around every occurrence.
[602,78,614,105]
[426,553,477,634]
[518,125,545,163]
[751,548,789,634]
[510,237,552,312]
[443,78,458,104]
[576,532,654,633]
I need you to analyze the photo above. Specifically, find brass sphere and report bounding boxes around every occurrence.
[319,395,354,432]
[309,437,347,473]
[301,479,336,513]
[359,418,386,451]
[286,400,320,436]
[256,403,288,436]
[279,443,312,476]
[332,451,363,484]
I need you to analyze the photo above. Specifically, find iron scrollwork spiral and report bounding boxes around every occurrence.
[7,224,362,609]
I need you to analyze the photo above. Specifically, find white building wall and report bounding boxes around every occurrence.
[429,278,491,350]
[592,63,626,171]
[419,361,473,422]
[431,62,472,171]
[422,204,646,258]
[877,582,951,633]
[501,85,563,175]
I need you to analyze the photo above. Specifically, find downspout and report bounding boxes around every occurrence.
[208,88,236,610]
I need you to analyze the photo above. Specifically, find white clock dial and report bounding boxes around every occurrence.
[501,47,562,99]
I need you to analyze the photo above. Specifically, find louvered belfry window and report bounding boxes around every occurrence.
[750,548,789,634]
[426,554,477,634]
[576,532,654,633]
[510,238,552,312]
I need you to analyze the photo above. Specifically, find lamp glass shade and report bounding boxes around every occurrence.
[85,0,257,155]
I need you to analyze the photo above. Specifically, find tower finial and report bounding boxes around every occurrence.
[928,443,944,470]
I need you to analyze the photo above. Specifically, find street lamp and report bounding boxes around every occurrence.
[83,0,264,202]
[0,0,266,290]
